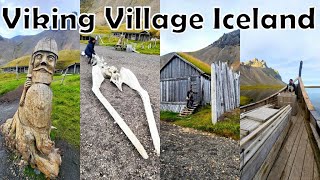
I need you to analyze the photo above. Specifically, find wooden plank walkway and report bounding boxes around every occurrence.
[267,107,319,180]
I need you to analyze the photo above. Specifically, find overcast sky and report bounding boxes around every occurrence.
[240,0,320,86]
[0,0,79,38]
[161,0,320,86]
[160,0,242,55]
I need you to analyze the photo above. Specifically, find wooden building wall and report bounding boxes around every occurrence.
[2,66,28,73]
[160,56,211,112]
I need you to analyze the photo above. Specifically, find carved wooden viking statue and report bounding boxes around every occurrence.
[0,37,61,178]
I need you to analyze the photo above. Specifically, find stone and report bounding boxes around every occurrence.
[0,37,61,179]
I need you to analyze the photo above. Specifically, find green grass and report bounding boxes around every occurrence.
[161,106,240,140]
[50,75,80,148]
[24,165,46,179]
[160,111,181,122]
[0,73,26,95]
[0,73,80,148]
[240,85,285,90]
[240,96,253,106]
[82,35,160,55]
[135,41,160,55]
[177,52,211,75]
[2,50,80,70]
[80,25,160,55]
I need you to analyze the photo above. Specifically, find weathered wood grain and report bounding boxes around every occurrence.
[160,55,211,112]
[211,62,239,124]
[267,113,303,179]
[240,106,292,180]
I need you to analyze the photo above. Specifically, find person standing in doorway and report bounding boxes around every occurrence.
[187,86,194,108]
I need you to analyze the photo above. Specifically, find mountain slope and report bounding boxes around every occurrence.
[240,58,285,86]
[161,30,240,70]
[0,30,79,66]
[80,0,160,26]
[188,30,240,70]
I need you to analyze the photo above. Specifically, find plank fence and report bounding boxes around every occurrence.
[211,62,240,124]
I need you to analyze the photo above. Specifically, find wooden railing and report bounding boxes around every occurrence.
[297,77,320,173]
[240,86,286,113]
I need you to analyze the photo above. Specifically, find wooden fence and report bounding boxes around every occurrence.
[211,62,240,124]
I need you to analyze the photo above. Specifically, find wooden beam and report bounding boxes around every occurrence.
[240,105,290,147]
[299,60,303,77]
[305,86,320,88]
[240,77,299,112]
[298,77,315,111]
[211,64,217,124]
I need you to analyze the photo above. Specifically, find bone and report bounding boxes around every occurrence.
[117,68,160,156]
[91,64,149,159]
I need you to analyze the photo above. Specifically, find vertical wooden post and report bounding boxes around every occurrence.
[299,61,303,77]
[298,61,303,100]
[211,63,217,124]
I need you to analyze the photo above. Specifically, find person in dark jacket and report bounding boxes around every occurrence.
[85,37,96,64]
[287,79,296,93]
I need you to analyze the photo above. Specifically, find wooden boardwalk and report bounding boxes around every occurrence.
[267,107,319,180]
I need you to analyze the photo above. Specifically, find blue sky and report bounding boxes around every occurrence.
[161,0,320,86]
[0,0,79,38]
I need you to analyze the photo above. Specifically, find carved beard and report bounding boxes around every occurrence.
[32,64,55,85]
[32,70,53,85]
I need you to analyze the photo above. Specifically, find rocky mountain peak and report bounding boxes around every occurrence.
[211,29,240,48]
[244,58,268,68]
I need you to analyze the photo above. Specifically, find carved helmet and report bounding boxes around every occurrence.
[33,37,58,58]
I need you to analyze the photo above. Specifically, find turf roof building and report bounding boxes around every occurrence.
[112,31,151,41]
[160,53,211,112]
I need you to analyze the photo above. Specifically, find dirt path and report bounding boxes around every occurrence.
[0,85,80,179]
[80,45,160,179]
[160,121,240,179]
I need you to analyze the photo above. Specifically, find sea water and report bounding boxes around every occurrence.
[306,88,320,112]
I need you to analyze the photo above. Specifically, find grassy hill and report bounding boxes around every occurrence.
[80,0,159,26]
[187,30,240,70]
[1,50,80,70]
[93,24,159,36]
[0,30,79,67]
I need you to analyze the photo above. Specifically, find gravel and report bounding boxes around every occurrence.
[160,122,240,179]
[80,45,160,179]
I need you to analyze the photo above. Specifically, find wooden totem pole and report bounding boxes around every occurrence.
[0,38,61,178]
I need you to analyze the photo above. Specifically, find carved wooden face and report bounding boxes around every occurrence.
[33,51,57,75]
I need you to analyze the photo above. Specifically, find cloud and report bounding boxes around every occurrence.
[240,0,320,86]
[160,0,242,55]
[0,0,79,38]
